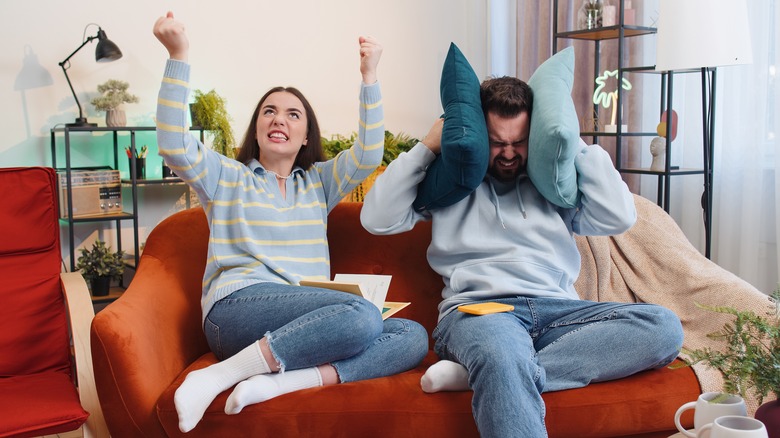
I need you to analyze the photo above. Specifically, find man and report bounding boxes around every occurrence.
[361,76,683,437]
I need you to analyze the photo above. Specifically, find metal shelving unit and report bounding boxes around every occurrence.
[51,126,204,271]
[551,0,713,256]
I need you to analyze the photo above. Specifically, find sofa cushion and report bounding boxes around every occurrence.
[0,372,89,437]
[413,43,489,211]
[156,352,697,437]
[527,47,582,208]
[0,167,71,377]
[0,167,59,256]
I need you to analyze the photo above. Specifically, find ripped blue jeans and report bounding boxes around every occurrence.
[203,282,428,383]
[432,297,683,438]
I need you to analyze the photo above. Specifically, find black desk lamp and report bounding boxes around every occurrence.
[59,25,123,127]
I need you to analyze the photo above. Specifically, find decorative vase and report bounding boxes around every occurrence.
[106,109,127,127]
[755,399,780,438]
[90,276,111,297]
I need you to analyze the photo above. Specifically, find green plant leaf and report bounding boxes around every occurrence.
[191,89,236,158]
[75,239,125,282]
[321,130,418,166]
[675,297,780,403]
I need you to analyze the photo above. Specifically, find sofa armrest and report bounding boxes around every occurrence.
[91,208,210,437]
[61,271,109,438]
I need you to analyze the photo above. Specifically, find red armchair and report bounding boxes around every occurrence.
[0,167,107,438]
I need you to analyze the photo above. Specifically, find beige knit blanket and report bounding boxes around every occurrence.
[573,194,776,415]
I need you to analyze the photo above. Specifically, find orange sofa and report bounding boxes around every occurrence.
[92,196,743,437]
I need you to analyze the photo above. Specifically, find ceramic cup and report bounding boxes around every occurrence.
[696,416,768,438]
[675,392,748,437]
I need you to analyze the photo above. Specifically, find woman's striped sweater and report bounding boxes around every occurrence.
[156,59,384,324]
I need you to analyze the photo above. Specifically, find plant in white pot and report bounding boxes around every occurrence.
[90,79,138,127]
[75,239,125,296]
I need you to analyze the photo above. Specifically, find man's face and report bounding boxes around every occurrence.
[486,110,530,182]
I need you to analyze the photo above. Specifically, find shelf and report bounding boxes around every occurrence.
[622,65,659,73]
[555,25,656,41]
[581,131,659,137]
[121,177,185,185]
[59,212,135,223]
[52,126,158,133]
[618,168,706,176]
[91,286,124,304]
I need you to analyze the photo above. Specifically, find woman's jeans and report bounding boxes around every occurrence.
[204,282,428,383]
[432,297,684,438]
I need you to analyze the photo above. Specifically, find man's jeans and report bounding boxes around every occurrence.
[432,296,684,438]
[205,282,429,383]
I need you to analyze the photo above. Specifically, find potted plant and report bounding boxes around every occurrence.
[677,287,779,432]
[321,130,418,202]
[191,89,236,158]
[75,239,125,296]
[90,79,139,127]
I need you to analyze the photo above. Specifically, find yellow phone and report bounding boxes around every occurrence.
[458,302,514,315]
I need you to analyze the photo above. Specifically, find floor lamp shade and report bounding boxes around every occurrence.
[655,0,753,71]
[59,25,123,127]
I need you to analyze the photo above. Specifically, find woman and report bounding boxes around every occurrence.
[153,12,428,433]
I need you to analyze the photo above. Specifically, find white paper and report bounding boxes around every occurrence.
[333,274,392,311]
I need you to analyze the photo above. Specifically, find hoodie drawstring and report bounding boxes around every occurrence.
[487,177,528,230]
[515,178,527,219]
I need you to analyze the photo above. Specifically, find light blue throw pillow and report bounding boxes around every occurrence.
[527,46,582,208]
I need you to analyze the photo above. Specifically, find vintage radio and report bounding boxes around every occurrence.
[58,169,123,218]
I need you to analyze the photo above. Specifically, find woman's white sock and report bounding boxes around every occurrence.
[225,367,324,414]
[420,360,470,393]
[174,340,271,432]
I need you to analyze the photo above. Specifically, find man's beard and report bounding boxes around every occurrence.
[488,157,526,182]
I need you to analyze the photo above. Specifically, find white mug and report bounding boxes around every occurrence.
[675,392,748,437]
[696,416,768,438]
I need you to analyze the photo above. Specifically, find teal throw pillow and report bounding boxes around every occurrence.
[527,46,582,208]
[413,43,489,211]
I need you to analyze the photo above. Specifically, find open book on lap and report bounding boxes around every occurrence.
[299,274,410,320]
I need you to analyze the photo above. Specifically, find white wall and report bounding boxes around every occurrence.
[1,0,488,266]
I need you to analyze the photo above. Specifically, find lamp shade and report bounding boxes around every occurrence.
[655,0,753,71]
[95,29,122,62]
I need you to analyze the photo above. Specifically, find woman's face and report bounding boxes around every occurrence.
[255,91,308,161]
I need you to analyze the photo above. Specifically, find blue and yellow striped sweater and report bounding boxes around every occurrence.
[156,60,384,325]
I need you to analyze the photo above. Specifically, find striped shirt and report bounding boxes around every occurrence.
[156,60,384,324]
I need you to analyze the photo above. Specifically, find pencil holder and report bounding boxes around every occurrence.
[129,157,145,179]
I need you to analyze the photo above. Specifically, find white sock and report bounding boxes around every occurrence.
[225,367,323,415]
[420,360,470,393]
[174,341,271,433]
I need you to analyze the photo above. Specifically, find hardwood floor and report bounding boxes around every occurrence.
[38,428,83,438]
